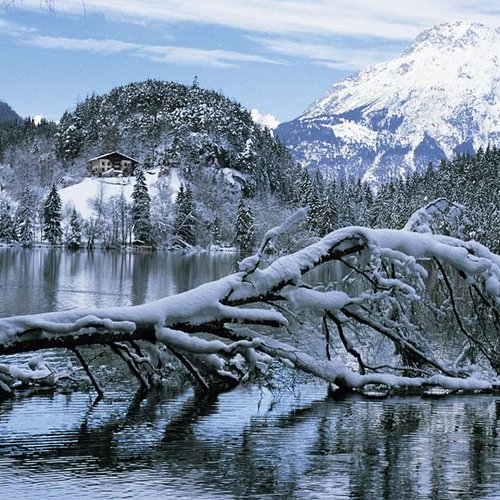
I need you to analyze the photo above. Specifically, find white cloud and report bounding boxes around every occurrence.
[251,108,280,130]
[15,32,283,68]
[252,37,402,70]
[13,0,500,41]
[0,16,36,36]
[5,1,500,72]
[138,45,282,67]
[30,35,139,54]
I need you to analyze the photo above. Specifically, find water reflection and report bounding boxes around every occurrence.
[0,387,498,498]
[0,248,237,316]
[1,249,499,498]
[131,253,150,305]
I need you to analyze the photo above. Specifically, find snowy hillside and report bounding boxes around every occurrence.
[56,80,298,199]
[60,170,179,219]
[276,21,500,183]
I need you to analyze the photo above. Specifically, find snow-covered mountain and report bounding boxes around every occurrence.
[276,21,500,183]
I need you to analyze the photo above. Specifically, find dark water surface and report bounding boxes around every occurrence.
[0,248,499,499]
[0,387,499,499]
[0,247,238,316]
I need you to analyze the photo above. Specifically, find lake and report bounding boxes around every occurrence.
[0,247,238,316]
[0,248,499,499]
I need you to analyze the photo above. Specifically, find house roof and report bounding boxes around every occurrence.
[88,151,139,163]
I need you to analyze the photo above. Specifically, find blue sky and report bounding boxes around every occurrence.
[1,1,499,123]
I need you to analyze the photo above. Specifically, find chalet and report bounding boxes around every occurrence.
[89,151,139,177]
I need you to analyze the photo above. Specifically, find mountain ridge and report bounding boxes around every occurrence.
[276,21,500,183]
[0,100,21,124]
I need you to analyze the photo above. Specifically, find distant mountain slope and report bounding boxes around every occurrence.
[0,101,21,123]
[57,79,299,198]
[276,21,500,183]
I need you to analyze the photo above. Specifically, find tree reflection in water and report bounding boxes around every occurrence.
[0,386,498,498]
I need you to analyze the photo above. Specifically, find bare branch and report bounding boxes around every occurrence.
[1,203,499,396]
[327,313,366,375]
[70,346,104,400]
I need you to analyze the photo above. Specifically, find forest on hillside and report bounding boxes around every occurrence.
[285,145,500,254]
[0,81,499,254]
[0,80,300,249]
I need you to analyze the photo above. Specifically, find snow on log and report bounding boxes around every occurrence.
[0,199,499,396]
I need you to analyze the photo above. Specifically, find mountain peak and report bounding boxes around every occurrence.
[276,21,500,184]
[408,21,498,52]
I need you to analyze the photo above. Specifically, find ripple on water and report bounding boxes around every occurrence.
[0,386,499,499]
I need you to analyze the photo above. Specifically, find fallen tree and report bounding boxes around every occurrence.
[1,200,499,398]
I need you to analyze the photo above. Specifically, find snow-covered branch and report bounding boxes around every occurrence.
[1,200,499,397]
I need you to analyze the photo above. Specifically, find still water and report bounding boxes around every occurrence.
[0,247,238,316]
[0,248,499,499]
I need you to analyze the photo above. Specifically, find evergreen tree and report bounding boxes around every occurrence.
[210,216,223,245]
[234,197,255,256]
[160,134,183,175]
[131,168,153,244]
[234,138,257,173]
[0,199,17,243]
[67,208,82,249]
[43,184,62,244]
[172,183,197,248]
[307,171,325,233]
[297,169,313,207]
[361,183,374,227]
[372,181,396,229]
[319,188,339,236]
[16,187,36,248]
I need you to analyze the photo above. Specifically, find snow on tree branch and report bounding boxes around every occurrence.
[404,197,470,237]
[0,200,499,397]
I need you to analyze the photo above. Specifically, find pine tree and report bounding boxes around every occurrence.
[297,169,313,207]
[372,181,397,229]
[43,184,62,244]
[234,197,255,256]
[172,183,197,248]
[235,138,256,173]
[131,168,153,245]
[210,216,223,245]
[16,187,35,248]
[67,208,82,249]
[161,134,182,175]
[0,199,17,243]
[361,183,374,227]
[319,188,338,236]
[307,171,325,233]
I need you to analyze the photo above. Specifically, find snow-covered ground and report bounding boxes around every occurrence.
[59,169,180,219]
